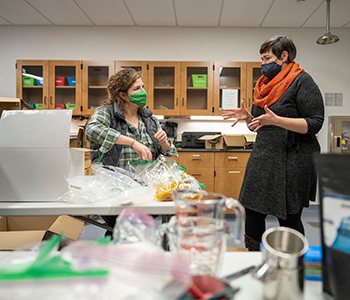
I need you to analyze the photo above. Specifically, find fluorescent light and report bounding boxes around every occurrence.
[154,115,165,120]
[190,116,226,120]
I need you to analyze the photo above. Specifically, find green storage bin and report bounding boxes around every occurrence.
[22,76,36,86]
[34,103,43,109]
[192,74,207,87]
[65,103,76,109]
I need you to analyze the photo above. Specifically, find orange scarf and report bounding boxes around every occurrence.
[253,62,304,108]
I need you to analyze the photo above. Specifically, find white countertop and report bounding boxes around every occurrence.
[0,186,175,216]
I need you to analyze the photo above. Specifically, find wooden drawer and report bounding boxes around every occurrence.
[215,152,250,168]
[185,166,214,183]
[178,152,214,167]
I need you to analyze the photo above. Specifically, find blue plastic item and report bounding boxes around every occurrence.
[305,245,322,263]
[67,76,76,86]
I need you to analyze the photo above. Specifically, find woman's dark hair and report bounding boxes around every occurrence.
[102,68,142,110]
[260,35,297,63]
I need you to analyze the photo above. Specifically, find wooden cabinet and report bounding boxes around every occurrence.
[214,152,250,199]
[115,61,148,95]
[16,59,260,117]
[82,60,114,116]
[49,60,82,115]
[17,60,82,115]
[177,152,215,193]
[213,62,247,116]
[16,60,49,109]
[149,61,214,116]
[177,151,250,199]
[148,61,181,116]
[246,62,262,113]
[180,61,214,116]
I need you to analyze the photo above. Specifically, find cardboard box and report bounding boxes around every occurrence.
[0,97,21,118]
[0,215,85,250]
[0,110,72,202]
[199,134,247,149]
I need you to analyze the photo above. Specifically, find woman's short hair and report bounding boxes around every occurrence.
[260,35,297,63]
[102,68,142,109]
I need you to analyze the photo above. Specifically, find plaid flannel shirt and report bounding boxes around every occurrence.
[86,106,178,168]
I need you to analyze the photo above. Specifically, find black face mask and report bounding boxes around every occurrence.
[261,60,282,80]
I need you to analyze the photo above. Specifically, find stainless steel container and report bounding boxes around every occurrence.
[254,227,309,300]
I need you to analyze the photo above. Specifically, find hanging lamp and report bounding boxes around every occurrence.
[316,0,339,45]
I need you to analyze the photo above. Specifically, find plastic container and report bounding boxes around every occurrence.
[192,74,207,87]
[22,76,35,86]
[36,78,43,86]
[34,103,43,109]
[65,103,76,109]
[67,76,76,86]
[55,103,65,109]
[55,76,66,86]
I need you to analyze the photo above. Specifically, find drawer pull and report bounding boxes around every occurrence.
[192,174,201,177]
[192,158,201,161]
[228,157,238,160]
[229,171,240,174]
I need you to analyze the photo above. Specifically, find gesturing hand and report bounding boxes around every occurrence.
[222,100,250,127]
[131,140,152,161]
[248,105,278,132]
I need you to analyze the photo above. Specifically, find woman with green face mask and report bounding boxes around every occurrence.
[86,68,178,236]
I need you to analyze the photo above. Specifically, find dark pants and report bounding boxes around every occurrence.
[102,215,117,237]
[245,207,305,242]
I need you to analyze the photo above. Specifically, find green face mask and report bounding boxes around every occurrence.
[129,90,147,107]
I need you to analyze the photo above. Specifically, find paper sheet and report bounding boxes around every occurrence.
[222,89,238,110]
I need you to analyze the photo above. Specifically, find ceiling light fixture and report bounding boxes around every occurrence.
[316,0,339,45]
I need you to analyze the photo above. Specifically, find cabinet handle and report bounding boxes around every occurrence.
[44,96,47,105]
[192,158,201,161]
[191,174,201,177]
[229,171,240,174]
[50,96,53,105]
[182,98,184,106]
[228,157,238,160]
[176,97,178,106]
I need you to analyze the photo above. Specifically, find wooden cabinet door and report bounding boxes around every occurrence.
[16,60,49,109]
[82,60,114,116]
[148,61,181,116]
[213,62,247,116]
[115,61,148,97]
[49,60,82,115]
[246,62,261,113]
[180,61,214,116]
[214,167,246,200]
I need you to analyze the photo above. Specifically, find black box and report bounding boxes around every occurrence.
[181,132,221,149]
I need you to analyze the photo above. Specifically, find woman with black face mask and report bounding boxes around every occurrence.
[222,35,324,251]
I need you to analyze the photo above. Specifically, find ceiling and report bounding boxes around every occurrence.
[0,0,349,28]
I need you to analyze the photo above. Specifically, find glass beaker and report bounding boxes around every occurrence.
[158,216,229,276]
[172,188,244,243]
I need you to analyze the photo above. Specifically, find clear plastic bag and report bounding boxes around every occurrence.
[64,241,191,300]
[126,155,202,201]
[58,164,142,204]
[0,235,109,300]
[113,208,157,245]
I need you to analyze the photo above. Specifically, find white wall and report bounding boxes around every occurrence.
[1,26,349,152]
